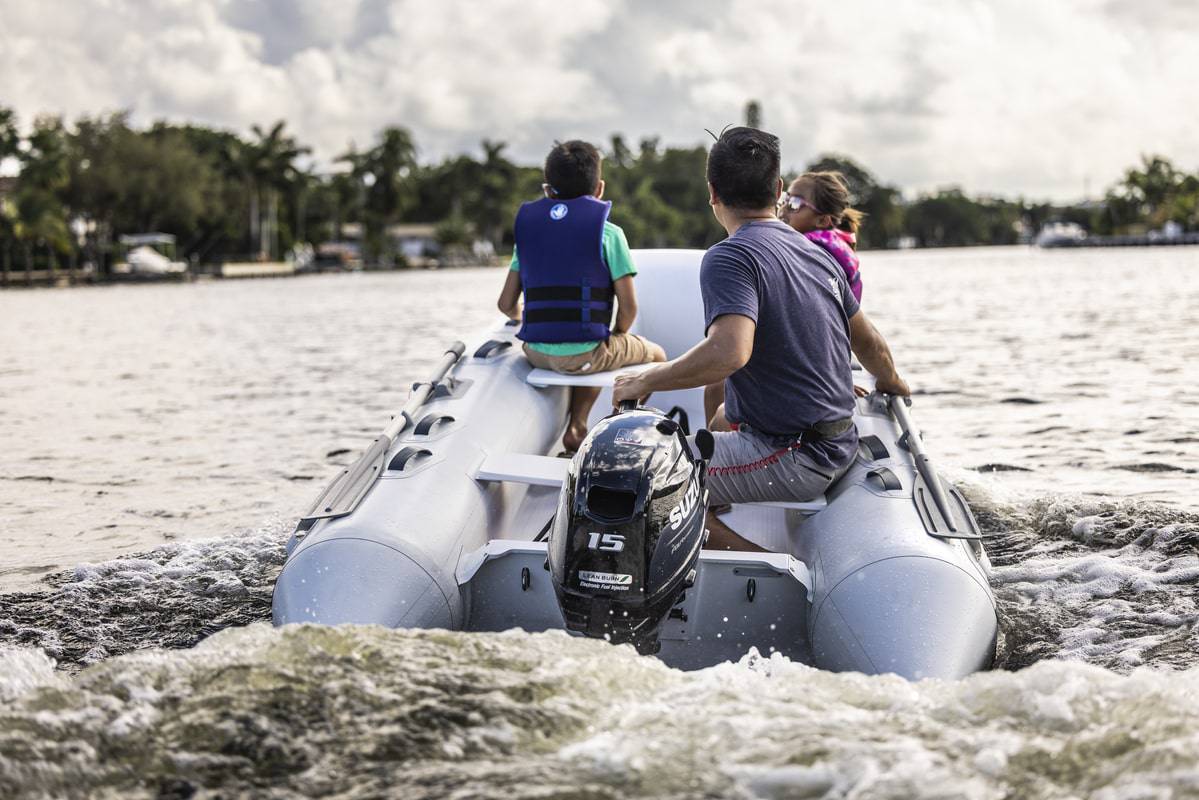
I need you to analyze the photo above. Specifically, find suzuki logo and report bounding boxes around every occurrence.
[668,481,700,530]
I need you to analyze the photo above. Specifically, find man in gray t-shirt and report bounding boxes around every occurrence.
[613,127,909,552]
[701,218,860,472]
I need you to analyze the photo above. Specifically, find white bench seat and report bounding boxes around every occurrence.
[473,453,827,513]
[474,453,569,487]
[526,362,655,388]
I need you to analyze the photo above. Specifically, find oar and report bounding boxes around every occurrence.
[887,395,958,533]
[303,341,465,522]
[383,341,467,439]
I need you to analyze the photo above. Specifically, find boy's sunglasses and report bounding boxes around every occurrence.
[778,193,824,215]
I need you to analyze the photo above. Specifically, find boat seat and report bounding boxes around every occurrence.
[474,453,827,512]
[474,453,568,487]
[526,362,655,388]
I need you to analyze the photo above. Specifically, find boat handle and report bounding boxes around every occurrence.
[388,446,432,472]
[414,413,455,436]
[858,434,890,461]
[867,467,902,491]
[474,339,512,359]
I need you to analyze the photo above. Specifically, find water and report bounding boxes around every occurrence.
[4,626,1199,799]
[1,247,1197,798]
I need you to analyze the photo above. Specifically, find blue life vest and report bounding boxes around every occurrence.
[514,196,613,343]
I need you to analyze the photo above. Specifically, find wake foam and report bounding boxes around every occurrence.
[0,519,288,670]
[962,486,1199,672]
[1,627,1198,799]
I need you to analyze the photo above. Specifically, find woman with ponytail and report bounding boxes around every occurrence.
[778,171,865,302]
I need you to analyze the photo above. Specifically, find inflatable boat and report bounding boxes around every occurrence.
[272,249,998,680]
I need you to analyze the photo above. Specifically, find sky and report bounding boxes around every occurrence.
[1,0,1196,201]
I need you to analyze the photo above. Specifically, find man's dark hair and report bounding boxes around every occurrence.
[706,126,780,210]
[544,140,602,199]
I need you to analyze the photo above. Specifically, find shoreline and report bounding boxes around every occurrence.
[0,261,507,289]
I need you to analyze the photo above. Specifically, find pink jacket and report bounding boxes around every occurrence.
[805,229,862,302]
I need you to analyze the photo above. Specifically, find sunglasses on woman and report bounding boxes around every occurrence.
[778,193,824,214]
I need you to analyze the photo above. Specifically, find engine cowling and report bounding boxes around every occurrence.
[548,407,708,653]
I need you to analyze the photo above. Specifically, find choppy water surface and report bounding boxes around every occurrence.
[1,247,1197,798]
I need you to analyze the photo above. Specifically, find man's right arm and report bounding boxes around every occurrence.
[848,310,910,396]
[612,313,754,404]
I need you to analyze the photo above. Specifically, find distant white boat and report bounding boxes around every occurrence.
[119,245,187,275]
[1035,222,1087,248]
[113,234,188,276]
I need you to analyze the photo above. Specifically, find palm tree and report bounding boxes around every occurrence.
[0,107,18,159]
[340,127,417,265]
[13,116,72,273]
[0,108,19,272]
[236,121,309,260]
[477,139,517,248]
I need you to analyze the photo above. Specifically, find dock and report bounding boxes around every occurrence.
[0,265,97,288]
[218,261,295,279]
[1040,233,1199,249]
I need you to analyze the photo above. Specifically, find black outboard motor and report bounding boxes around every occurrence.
[548,403,711,654]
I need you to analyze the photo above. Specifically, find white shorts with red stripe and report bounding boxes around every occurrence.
[688,427,850,507]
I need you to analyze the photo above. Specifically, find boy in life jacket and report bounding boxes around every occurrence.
[778,171,864,302]
[496,140,667,452]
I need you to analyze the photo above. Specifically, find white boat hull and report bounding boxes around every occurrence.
[273,250,998,679]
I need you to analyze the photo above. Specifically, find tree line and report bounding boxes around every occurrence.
[1,105,1196,273]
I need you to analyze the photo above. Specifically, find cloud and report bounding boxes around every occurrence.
[0,0,1195,200]
[220,0,368,64]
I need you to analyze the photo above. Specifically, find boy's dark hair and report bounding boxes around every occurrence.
[706,126,780,210]
[544,140,602,199]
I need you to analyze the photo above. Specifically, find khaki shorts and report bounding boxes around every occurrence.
[523,333,659,374]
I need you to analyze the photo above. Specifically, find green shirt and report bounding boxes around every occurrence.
[510,220,637,356]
